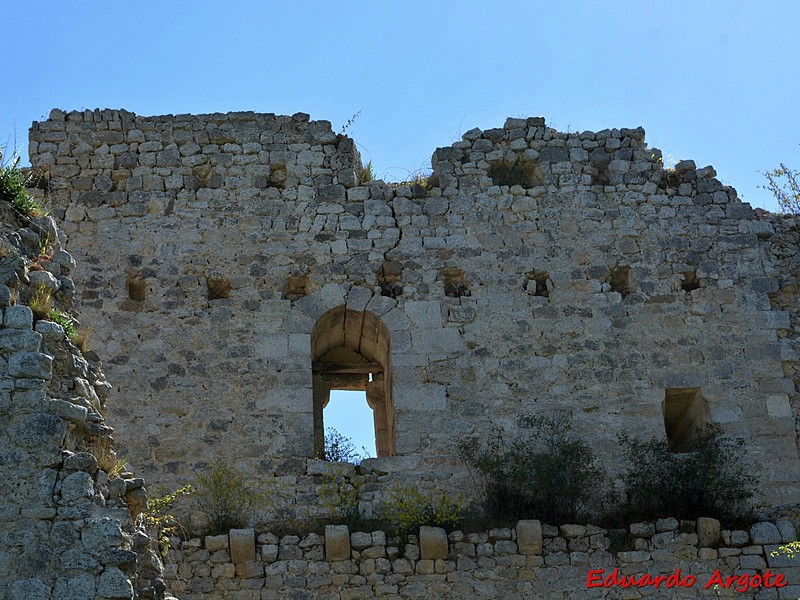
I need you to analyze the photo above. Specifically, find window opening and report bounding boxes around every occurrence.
[324,390,376,460]
[663,388,710,453]
[311,306,395,458]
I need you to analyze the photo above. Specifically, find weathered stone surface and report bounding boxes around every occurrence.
[325,525,350,561]
[516,520,542,556]
[97,567,134,598]
[229,528,256,563]
[8,352,52,379]
[3,306,33,330]
[419,526,448,560]
[696,517,720,548]
[751,521,782,544]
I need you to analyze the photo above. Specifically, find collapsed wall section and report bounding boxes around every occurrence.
[28,108,800,508]
[0,204,166,599]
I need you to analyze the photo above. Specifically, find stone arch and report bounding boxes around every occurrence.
[311,305,395,457]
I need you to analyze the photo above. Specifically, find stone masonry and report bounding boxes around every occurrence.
[165,517,800,599]
[0,203,168,600]
[26,108,800,515]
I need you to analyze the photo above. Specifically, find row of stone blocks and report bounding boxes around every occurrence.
[203,521,544,565]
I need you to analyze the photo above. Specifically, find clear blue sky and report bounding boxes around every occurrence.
[3,1,799,455]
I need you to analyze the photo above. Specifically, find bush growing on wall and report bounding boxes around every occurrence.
[195,462,277,535]
[382,483,466,535]
[619,423,758,524]
[458,412,606,524]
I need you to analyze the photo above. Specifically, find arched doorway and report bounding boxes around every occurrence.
[311,306,395,457]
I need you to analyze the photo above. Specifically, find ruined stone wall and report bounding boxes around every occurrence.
[165,518,800,599]
[28,108,800,508]
[0,206,166,599]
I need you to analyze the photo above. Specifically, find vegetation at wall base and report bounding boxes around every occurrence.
[619,423,758,524]
[139,485,194,556]
[382,483,466,535]
[458,412,607,524]
[195,462,273,535]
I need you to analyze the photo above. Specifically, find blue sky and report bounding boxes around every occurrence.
[3,1,799,455]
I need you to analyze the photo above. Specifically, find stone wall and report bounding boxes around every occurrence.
[27,109,800,508]
[0,205,166,599]
[164,518,800,599]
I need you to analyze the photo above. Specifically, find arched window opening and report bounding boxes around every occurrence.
[663,388,710,453]
[311,306,395,458]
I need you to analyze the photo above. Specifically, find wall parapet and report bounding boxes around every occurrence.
[165,517,800,599]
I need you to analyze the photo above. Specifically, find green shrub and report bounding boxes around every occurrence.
[458,412,606,524]
[139,484,193,556]
[195,462,273,535]
[619,423,758,524]
[49,309,76,337]
[0,156,46,217]
[382,483,465,535]
[318,464,363,528]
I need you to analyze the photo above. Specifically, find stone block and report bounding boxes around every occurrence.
[325,525,351,561]
[229,528,256,563]
[559,524,586,539]
[656,517,679,532]
[630,522,655,538]
[8,352,52,379]
[235,561,264,578]
[419,526,448,560]
[777,519,797,543]
[751,522,782,544]
[0,330,41,352]
[28,270,60,292]
[696,517,720,548]
[97,567,134,598]
[350,532,371,550]
[516,520,543,555]
[3,305,33,330]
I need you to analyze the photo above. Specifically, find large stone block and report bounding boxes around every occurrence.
[8,352,52,380]
[419,526,448,560]
[751,521,782,544]
[229,528,256,563]
[325,525,350,561]
[97,566,134,598]
[517,520,543,555]
[3,306,33,330]
[696,517,720,548]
